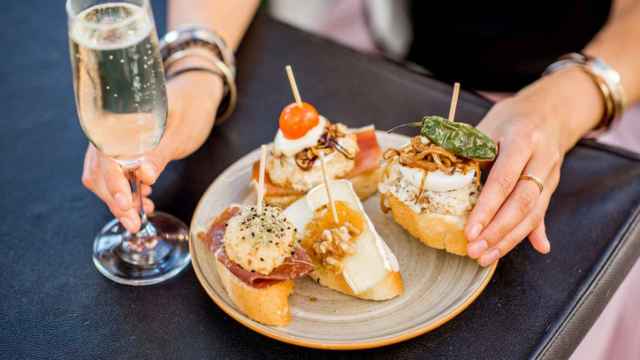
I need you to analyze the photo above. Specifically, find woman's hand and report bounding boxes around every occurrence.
[82,67,224,233]
[465,67,604,266]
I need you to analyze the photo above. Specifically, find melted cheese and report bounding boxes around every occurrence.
[283,180,399,294]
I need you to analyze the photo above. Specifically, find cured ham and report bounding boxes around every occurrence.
[347,128,382,178]
[205,206,313,288]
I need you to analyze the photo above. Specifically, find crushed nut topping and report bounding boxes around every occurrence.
[302,201,366,274]
[311,221,360,273]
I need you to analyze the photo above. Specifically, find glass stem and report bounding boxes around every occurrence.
[128,168,148,228]
[120,168,157,259]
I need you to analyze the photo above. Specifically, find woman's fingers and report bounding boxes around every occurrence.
[143,198,155,214]
[477,202,544,266]
[101,156,133,212]
[141,184,152,196]
[467,151,557,257]
[135,151,169,186]
[108,202,141,232]
[476,164,560,266]
[131,191,155,214]
[136,161,159,186]
[465,138,533,241]
[528,222,551,254]
[93,152,142,232]
[81,145,150,233]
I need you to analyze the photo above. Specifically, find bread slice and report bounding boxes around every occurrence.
[215,258,294,326]
[263,193,303,209]
[310,266,403,300]
[350,167,383,201]
[262,167,382,208]
[386,195,468,256]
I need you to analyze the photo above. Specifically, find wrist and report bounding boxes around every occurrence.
[520,67,604,151]
[162,65,224,161]
[167,56,224,104]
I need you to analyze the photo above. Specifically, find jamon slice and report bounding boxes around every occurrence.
[206,206,313,288]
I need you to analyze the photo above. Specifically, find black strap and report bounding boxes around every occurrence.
[165,66,231,125]
[166,66,221,81]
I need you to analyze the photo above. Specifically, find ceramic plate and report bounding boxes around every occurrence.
[189,132,496,350]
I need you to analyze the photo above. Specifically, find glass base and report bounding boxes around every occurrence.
[92,211,191,286]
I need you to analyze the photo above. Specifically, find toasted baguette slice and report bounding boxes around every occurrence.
[386,195,468,256]
[310,266,403,300]
[262,167,382,208]
[215,258,294,326]
[263,193,303,209]
[350,166,383,200]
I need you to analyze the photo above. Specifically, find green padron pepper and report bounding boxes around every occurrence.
[418,116,497,161]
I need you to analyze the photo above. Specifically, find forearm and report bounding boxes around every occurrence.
[585,0,640,104]
[161,1,259,160]
[513,67,604,153]
[168,0,260,50]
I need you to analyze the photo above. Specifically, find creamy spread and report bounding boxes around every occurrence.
[274,116,327,157]
[223,205,297,275]
[267,124,358,192]
[379,161,479,216]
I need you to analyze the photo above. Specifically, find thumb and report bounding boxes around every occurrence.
[135,151,170,186]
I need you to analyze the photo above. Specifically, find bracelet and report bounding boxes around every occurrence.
[163,47,221,73]
[543,52,626,130]
[166,66,221,81]
[160,25,237,126]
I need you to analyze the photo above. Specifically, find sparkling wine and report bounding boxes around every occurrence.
[69,2,166,167]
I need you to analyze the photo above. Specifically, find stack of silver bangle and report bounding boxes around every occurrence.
[160,25,238,126]
[544,52,627,130]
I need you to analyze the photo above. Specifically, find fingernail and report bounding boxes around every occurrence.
[467,223,482,240]
[467,240,488,258]
[114,192,130,210]
[541,238,551,254]
[120,217,134,231]
[141,163,157,182]
[479,248,500,267]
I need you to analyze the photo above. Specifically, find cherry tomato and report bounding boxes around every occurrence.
[279,102,320,139]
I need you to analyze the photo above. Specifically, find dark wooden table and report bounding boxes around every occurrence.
[2,2,640,359]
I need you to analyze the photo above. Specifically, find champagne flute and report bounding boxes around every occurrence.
[67,0,190,285]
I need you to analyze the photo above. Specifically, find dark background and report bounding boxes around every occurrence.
[2,1,640,359]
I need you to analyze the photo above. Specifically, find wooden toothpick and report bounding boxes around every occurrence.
[285,65,303,106]
[318,152,339,224]
[448,82,461,122]
[257,145,267,214]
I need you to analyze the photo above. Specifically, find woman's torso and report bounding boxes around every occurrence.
[406,0,611,91]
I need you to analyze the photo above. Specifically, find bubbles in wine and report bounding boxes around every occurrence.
[69,2,167,165]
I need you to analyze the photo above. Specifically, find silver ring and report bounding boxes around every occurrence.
[520,174,544,193]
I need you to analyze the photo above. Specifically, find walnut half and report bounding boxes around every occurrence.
[313,222,361,273]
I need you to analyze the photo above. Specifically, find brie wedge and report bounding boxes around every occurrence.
[283,180,399,294]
